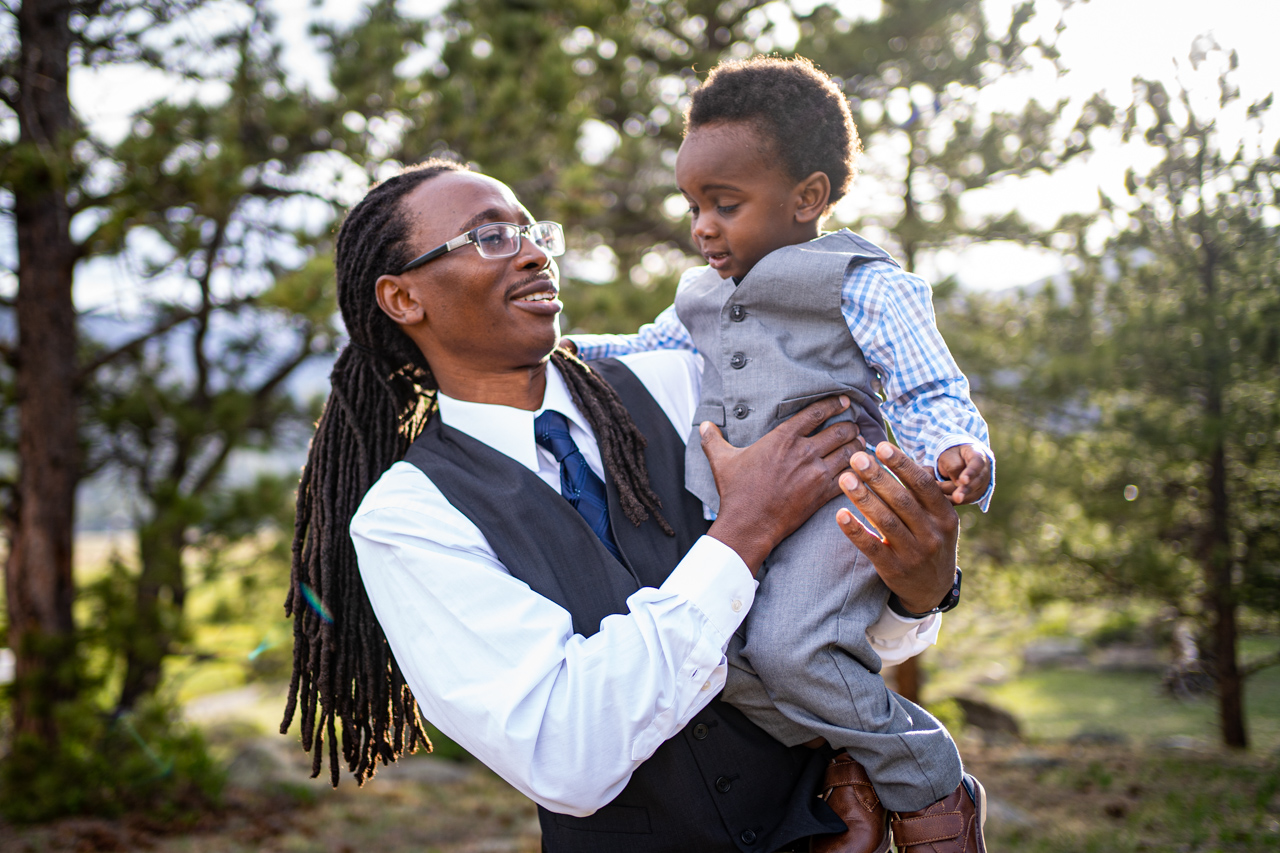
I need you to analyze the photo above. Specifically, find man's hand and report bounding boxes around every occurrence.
[936,443,991,505]
[704,396,863,575]
[836,442,959,615]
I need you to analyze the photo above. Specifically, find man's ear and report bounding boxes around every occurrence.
[794,171,832,224]
[375,274,426,326]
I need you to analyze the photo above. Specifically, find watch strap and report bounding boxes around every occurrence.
[887,567,962,619]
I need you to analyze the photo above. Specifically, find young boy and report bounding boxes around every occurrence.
[572,56,992,853]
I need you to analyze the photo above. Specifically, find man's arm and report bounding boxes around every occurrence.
[841,262,995,509]
[353,391,861,816]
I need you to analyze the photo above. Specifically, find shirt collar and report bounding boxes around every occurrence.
[435,362,595,473]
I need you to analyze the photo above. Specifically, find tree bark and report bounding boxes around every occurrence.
[1206,427,1246,747]
[5,0,80,746]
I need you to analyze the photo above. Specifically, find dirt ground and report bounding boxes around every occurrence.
[4,739,1277,853]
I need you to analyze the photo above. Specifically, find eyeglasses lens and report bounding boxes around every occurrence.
[472,222,565,259]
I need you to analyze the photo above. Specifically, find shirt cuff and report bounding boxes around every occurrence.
[658,535,757,649]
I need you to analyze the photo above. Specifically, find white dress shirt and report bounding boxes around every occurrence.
[351,350,940,816]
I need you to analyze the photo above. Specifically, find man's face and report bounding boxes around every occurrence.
[676,121,811,280]
[391,171,562,374]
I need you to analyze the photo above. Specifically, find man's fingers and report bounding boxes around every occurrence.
[785,394,852,438]
[699,421,731,463]
[843,454,911,545]
[836,505,888,550]
[873,442,953,516]
[808,419,861,465]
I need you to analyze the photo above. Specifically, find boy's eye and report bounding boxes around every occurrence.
[717,204,739,214]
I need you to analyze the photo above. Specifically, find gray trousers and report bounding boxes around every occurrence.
[720,495,962,813]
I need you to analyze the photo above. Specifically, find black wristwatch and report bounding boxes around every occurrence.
[887,567,962,619]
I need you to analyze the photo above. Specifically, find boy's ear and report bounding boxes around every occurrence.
[375,273,427,327]
[794,171,832,224]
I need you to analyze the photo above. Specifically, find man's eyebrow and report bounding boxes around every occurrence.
[456,208,507,233]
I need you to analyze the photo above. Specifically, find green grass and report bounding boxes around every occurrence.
[977,663,1280,750]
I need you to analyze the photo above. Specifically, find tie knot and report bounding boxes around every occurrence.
[534,410,577,463]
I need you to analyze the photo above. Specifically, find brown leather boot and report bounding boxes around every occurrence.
[809,753,891,853]
[890,774,988,853]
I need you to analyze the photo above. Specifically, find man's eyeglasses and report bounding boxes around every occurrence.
[396,221,566,274]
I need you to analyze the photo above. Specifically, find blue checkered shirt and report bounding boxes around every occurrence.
[572,260,994,510]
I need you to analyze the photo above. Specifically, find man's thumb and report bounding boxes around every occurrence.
[699,421,728,460]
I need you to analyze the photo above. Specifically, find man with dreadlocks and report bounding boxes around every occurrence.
[283,158,962,853]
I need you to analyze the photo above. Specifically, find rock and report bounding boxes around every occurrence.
[985,795,1035,830]
[1093,645,1164,672]
[1003,750,1064,770]
[1021,637,1088,669]
[1068,730,1128,746]
[953,695,1021,743]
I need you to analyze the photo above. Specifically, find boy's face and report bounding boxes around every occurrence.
[676,121,817,280]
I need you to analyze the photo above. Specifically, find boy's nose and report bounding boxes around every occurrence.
[692,215,718,240]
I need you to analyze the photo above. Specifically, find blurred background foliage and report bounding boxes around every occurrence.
[0,0,1277,830]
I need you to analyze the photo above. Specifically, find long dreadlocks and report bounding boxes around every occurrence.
[282,159,672,787]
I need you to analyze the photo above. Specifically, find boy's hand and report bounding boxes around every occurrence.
[937,444,991,505]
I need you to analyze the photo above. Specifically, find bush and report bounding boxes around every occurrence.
[0,695,224,824]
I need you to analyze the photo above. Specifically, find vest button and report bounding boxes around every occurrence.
[740,829,757,844]
[730,304,746,322]
[733,404,749,419]
[692,723,710,740]
[729,352,746,369]
[715,776,732,793]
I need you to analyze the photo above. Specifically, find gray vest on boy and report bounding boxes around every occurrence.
[674,232,963,812]
[675,229,892,514]
[403,359,844,853]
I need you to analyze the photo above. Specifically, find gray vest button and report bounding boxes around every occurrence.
[715,776,732,793]
[732,404,749,419]
[729,352,747,369]
[692,723,710,740]
[730,304,746,321]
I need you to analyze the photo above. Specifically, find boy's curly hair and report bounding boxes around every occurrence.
[686,55,861,209]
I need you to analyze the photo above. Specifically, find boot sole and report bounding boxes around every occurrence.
[963,774,988,853]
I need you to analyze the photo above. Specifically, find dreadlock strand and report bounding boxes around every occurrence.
[285,161,465,787]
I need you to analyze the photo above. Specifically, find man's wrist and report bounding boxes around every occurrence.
[887,567,962,619]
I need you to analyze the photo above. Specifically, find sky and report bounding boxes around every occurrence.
[52,0,1280,303]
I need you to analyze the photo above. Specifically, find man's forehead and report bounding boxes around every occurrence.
[408,172,532,234]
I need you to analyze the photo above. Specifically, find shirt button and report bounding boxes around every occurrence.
[730,304,746,322]
[692,723,710,740]
[701,680,711,692]
[729,351,747,369]
[715,776,732,793]
[730,599,743,613]
[733,404,749,420]
[740,829,757,844]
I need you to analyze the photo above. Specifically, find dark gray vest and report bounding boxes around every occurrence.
[403,359,842,853]
[675,229,895,512]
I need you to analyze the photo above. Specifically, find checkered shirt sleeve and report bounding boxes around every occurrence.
[572,263,994,509]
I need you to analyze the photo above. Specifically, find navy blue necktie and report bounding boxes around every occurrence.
[534,410,621,561]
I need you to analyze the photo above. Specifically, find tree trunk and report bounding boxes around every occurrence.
[1206,434,1246,747]
[5,0,80,748]
[118,510,188,710]
[895,654,922,705]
